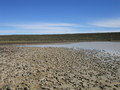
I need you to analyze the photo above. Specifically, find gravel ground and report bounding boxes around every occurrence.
[0,46,120,90]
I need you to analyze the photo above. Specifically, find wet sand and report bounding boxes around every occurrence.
[0,46,120,90]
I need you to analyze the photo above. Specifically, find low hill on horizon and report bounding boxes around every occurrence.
[0,32,120,44]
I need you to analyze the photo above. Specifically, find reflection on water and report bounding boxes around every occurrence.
[20,42,120,53]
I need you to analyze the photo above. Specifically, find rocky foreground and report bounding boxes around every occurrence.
[0,46,120,90]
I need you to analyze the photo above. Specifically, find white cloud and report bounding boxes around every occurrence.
[0,22,119,35]
[0,30,16,34]
[23,28,80,34]
[0,29,81,35]
[0,23,82,29]
[89,30,120,33]
[0,22,83,34]
[0,29,119,35]
[0,23,83,34]
[91,18,120,28]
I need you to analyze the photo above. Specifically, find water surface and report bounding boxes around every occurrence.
[20,42,120,53]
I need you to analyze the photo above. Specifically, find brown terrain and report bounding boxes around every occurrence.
[0,46,120,90]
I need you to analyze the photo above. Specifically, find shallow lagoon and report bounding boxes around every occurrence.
[19,42,120,53]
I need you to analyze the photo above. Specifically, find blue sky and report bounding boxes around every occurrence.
[0,0,120,35]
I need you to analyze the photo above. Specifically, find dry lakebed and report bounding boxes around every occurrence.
[0,42,120,90]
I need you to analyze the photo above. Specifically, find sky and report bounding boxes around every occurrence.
[0,0,120,35]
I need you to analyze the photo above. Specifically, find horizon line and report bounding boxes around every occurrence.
[0,32,120,36]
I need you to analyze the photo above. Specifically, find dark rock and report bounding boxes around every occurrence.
[24,87,28,90]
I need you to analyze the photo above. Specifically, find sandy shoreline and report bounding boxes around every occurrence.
[0,46,120,90]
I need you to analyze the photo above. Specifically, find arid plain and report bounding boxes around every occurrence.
[0,45,120,90]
